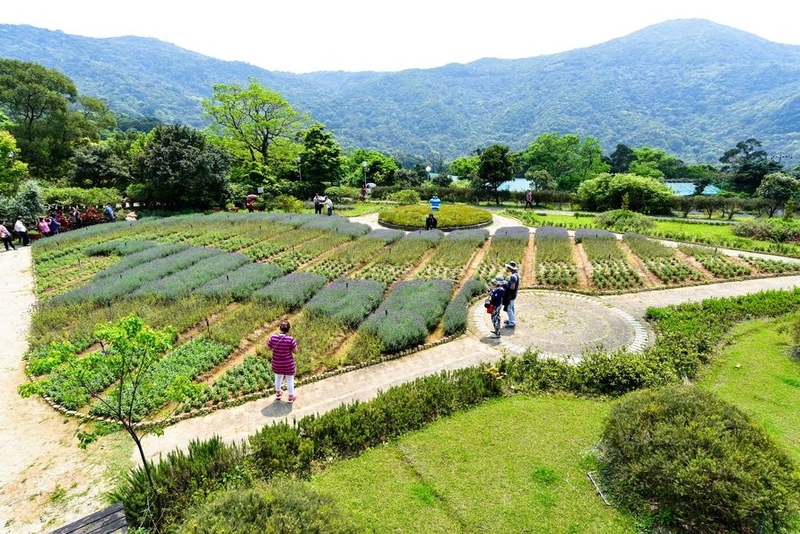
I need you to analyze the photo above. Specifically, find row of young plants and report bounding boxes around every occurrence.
[354,230,444,284]
[112,287,800,532]
[415,229,488,282]
[678,244,753,278]
[306,228,404,281]
[576,229,642,290]
[622,233,701,284]
[533,226,577,287]
[355,279,454,354]
[474,226,529,283]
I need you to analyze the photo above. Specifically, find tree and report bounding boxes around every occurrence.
[0,59,78,177]
[476,144,512,205]
[135,125,231,209]
[525,169,554,191]
[449,155,479,182]
[0,130,29,196]
[343,149,399,188]
[606,143,635,174]
[719,138,781,195]
[202,79,307,168]
[755,172,800,217]
[69,141,132,191]
[300,123,343,186]
[577,173,673,214]
[520,133,607,192]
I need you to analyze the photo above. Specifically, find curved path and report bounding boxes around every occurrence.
[3,213,800,532]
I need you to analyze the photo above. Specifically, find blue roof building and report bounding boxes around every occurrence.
[666,182,720,196]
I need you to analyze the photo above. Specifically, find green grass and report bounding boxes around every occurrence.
[696,314,800,464]
[312,395,636,533]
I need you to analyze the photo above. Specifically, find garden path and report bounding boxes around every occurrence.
[4,213,800,533]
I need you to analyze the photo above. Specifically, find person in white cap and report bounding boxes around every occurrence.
[504,261,519,328]
[488,275,506,338]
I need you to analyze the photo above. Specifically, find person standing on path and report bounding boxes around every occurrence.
[14,217,29,246]
[268,320,299,403]
[325,196,334,216]
[37,217,50,237]
[488,275,506,338]
[0,220,16,251]
[313,193,324,214]
[524,189,533,209]
[504,261,520,328]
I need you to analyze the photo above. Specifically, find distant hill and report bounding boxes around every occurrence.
[1,19,799,164]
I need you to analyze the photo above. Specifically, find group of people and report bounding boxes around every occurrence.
[313,193,334,216]
[1,217,34,250]
[486,260,520,338]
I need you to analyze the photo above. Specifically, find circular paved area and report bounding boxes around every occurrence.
[472,290,650,362]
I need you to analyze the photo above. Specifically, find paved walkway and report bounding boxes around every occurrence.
[4,212,800,532]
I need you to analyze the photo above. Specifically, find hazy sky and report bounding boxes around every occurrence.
[3,1,798,73]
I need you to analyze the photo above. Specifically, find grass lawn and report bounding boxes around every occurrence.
[312,395,636,533]
[696,314,800,463]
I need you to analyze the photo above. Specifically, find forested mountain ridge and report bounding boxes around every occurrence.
[1,19,798,164]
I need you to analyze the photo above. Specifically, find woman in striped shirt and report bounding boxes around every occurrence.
[268,320,299,403]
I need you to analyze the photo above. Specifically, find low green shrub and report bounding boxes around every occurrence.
[443,278,486,336]
[389,189,421,205]
[176,480,360,534]
[601,386,800,533]
[248,422,314,480]
[594,209,654,233]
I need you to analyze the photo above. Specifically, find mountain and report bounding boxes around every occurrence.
[1,19,799,164]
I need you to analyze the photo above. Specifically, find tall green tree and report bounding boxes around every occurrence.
[520,133,607,192]
[344,149,399,187]
[476,144,513,205]
[134,125,230,209]
[202,79,307,169]
[69,140,132,190]
[606,143,636,174]
[300,123,343,186]
[719,138,781,195]
[754,172,800,217]
[0,59,77,177]
[449,155,479,182]
[0,130,29,196]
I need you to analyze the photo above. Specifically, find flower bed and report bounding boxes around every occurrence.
[304,278,386,328]
[196,262,285,301]
[623,233,700,284]
[534,226,577,288]
[253,272,327,309]
[579,230,642,290]
[307,229,404,281]
[132,253,251,300]
[355,230,444,284]
[378,204,492,229]
[415,229,488,282]
[474,226,529,283]
[358,279,453,353]
[679,245,753,278]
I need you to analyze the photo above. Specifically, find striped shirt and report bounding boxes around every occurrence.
[267,334,298,375]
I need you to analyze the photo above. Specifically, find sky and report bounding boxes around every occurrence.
[2,1,798,73]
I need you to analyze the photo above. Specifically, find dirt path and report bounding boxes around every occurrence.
[5,214,800,532]
[0,247,133,533]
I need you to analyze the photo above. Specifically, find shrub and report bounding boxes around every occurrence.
[389,189,421,205]
[267,194,305,213]
[578,173,673,214]
[304,278,385,328]
[443,278,486,336]
[594,209,654,233]
[176,480,361,534]
[324,186,360,203]
[601,386,800,533]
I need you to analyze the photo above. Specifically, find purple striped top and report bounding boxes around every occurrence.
[268,334,298,375]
